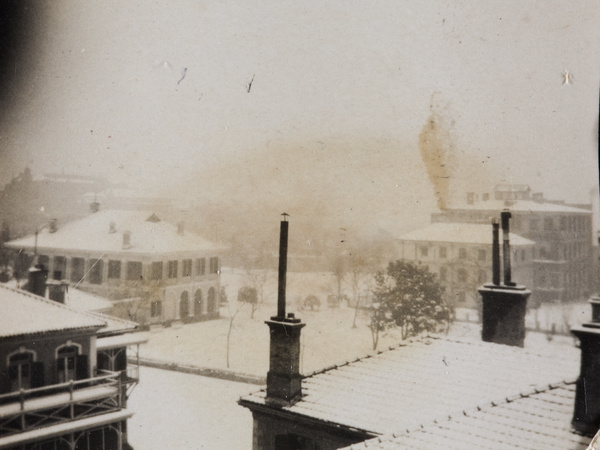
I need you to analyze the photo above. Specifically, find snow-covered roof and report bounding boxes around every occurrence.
[88,311,139,337]
[65,288,114,312]
[0,284,106,338]
[5,210,225,255]
[240,336,578,437]
[448,199,590,214]
[96,332,149,350]
[345,382,590,449]
[397,223,535,246]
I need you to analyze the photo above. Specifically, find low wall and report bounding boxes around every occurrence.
[132,357,266,385]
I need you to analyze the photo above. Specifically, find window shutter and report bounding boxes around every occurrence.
[76,355,89,380]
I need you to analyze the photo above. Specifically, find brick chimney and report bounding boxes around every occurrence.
[47,279,69,303]
[265,214,305,407]
[478,210,530,347]
[27,264,48,298]
[571,297,600,436]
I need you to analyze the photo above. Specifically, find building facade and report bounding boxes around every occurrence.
[0,283,146,450]
[431,186,594,303]
[5,209,225,326]
[397,222,534,309]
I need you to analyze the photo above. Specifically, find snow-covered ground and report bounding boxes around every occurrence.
[130,268,582,450]
[140,268,582,377]
[127,366,253,449]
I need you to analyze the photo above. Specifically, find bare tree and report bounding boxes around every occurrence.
[346,254,374,328]
[244,269,271,319]
[225,285,253,369]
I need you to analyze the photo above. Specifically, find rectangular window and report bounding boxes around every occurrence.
[478,270,487,283]
[439,247,447,258]
[182,259,192,277]
[88,259,103,285]
[127,261,143,280]
[71,257,85,283]
[168,260,178,278]
[151,262,163,280]
[457,291,466,303]
[53,256,66,280]
[560,216,567,231]
[439,267,447,281]
[209,257,219,274]
[151,301,162,317]
[38,254,49,269]
[420,246,428,257]
[530,219,539,231]
[108,260,121,279]
[544,218,553,231]
[196,258,206,276]
[458,248,467,259]
[478,249,486,261]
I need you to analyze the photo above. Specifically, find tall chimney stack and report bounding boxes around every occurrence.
[571,297,600,436]
[479,210,530,347]
[265,214,305,406]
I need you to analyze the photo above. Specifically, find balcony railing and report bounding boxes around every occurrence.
[0,370,122,437]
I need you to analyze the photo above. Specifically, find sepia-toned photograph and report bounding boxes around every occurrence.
[0,1,599,449]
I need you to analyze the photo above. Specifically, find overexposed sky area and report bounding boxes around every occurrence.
[1,1,598,205]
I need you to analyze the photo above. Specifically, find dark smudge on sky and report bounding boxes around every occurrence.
[0,2,43,123]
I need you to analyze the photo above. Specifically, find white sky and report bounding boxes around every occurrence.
[1,1,599,204]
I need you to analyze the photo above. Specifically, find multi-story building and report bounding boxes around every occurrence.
[397,222,534,309]
[431,185,594,303]
[0,283,146,449]
[5,209,225,325]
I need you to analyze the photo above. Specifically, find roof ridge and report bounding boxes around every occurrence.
[302,336,440,378]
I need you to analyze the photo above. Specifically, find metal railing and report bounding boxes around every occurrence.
[0,370,122,437]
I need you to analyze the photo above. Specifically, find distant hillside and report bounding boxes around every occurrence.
[172,135,503,261]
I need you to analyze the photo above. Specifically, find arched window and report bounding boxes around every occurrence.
[194,289,203,316]
[8,349,42,390]
[56,344,87,382]
[180,291,190,318]
[207,287,217,313]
